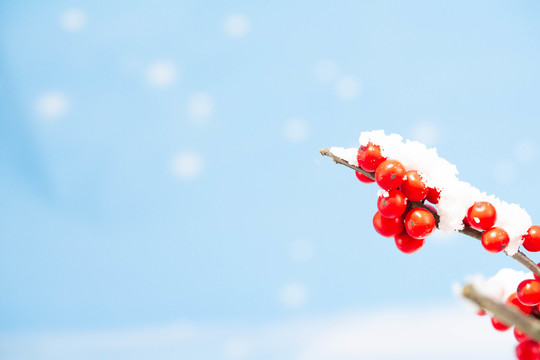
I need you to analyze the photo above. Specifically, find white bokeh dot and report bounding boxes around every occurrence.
[146,61,179,88]
[188,93,214,122]
[283,118,309,143]
[335,76,360,100]
[36,92,69,120]
[224,14,250,38]
[223,337,251,359]
[171,152,204,180]
[411,123,438,146]
[314,59,339,83]
[514,139,538,164]
[279,283,309,308]
[60,9,87,32]
[493,160,517,184]
[290,238,313,262]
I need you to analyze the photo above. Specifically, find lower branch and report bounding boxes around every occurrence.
[462,284,540,342]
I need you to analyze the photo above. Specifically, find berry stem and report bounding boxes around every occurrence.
[462,284,540,342]
[320,148,540,278]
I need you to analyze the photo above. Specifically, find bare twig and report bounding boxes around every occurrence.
[319,148,374,180]
[462,284,540,342]
[320,147,540,278]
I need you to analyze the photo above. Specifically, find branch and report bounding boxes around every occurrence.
[462,284,540,342]
[320,147,540,278]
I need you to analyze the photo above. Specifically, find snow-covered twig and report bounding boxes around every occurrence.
[319,147,540,278]
[462,284,540,342]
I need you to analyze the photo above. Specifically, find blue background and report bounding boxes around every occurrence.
[1,1,540,359]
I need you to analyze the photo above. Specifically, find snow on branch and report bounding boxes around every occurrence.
[319,147,540,278]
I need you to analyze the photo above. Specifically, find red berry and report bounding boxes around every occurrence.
[357,143,386,172]
[515,327,532,343]
[467,201,497,231]
[394,231,425,254]
[517,280,540,306]
[372,211,404,237]
[400,170,428,201]
[404,208,436,239]
[477,309,486,316]
[426,187,441,204]
[375,160,406,190]
[481,227,510,253]
[523,226,540,252]
[355,171,375,184]
[377,189,407,218]
[507,293,533,314]
[491,316,511,331]
[516,340,540,360]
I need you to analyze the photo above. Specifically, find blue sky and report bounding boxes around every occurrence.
[1,0,540,358]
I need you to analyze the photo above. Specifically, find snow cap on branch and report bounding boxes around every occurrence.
[465,268,531,303]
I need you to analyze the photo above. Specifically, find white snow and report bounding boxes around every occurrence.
[454,268,531,315]
[331,130,533,255]
[463,268,532,309]
[329,147,358,168]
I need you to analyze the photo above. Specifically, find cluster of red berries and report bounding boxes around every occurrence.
[356,142,540,257]
[356,143,440,254]
[464,201,509,253]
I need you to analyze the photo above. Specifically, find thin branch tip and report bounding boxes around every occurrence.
[461,284,473,297]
